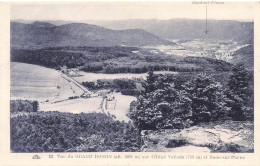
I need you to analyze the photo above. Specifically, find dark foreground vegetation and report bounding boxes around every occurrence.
[10,100,39,113]
[11,46,231,74]
[11,110,140,152]
[128,64,253,130]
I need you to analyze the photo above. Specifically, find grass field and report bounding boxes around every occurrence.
[11,62,60,101]
[11,62,137,121]
[11,62,84,102]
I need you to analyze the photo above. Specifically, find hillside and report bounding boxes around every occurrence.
[11,46,232,74]
[230,45,253,70]
[11,22,173,48]
[86,19,254,44]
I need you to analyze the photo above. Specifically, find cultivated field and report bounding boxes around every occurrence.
[11,62,60,101]
[11,62,137,121]
[11,62,85,102]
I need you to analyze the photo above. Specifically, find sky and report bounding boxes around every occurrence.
[11,2,255,21]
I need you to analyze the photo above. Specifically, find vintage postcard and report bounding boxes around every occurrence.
[0,1,259,166]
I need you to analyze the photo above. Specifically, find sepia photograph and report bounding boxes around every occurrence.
[8,2,255,154]
[10,3,254,153]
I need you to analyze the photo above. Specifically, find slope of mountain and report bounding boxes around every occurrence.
[31,21,56,27]
[12,19,75,26]
[230,44,253,70]
[11,22,173,48]
[86,19,254,44]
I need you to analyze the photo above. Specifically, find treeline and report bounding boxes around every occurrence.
[183,57,231,72]
[128,64,253,130]
[45,46,138,53]
[11,49,86,68]
[10,111,140,152]
[81,59,230,73]
[100,64,204,74]
[82,63,204,73]
[10,100,39,113]
[11,47,231,74]
[11,47,135,69]
[81,63,204,73]
[82,78,143,96]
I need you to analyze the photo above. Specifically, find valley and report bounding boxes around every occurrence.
[144,39,250,62]
[10,35,252,122]
[10,19,254,153]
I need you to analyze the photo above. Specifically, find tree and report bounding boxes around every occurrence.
[128,72,231,131]
[143,70,157,93]
[226,64,253,121]
[181,73,229,123]
[128,73,191,130]
[32,101,39,112]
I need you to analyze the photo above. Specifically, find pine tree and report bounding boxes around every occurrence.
[32,101,39,112]
[182,73,229,123]
[144,70,157,93]
[226,64,253,121]
[128,73,183,130]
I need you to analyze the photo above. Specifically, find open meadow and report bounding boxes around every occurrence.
[11,62,137,121]
[11,62,85,102]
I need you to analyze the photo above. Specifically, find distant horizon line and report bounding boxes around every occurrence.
[11,18,254,22]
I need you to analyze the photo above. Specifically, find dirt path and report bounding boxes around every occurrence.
[44,73,93,104]
[61,74,91,94]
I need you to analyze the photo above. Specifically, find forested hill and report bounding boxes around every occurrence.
[11,22,173,48]
[86,19,254,44]
[231,45,254,71]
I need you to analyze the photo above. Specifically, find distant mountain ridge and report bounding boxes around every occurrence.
[85,19,254,44]
[11,21,173,48]
[31,21,56,27]
[12,19,254,45]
